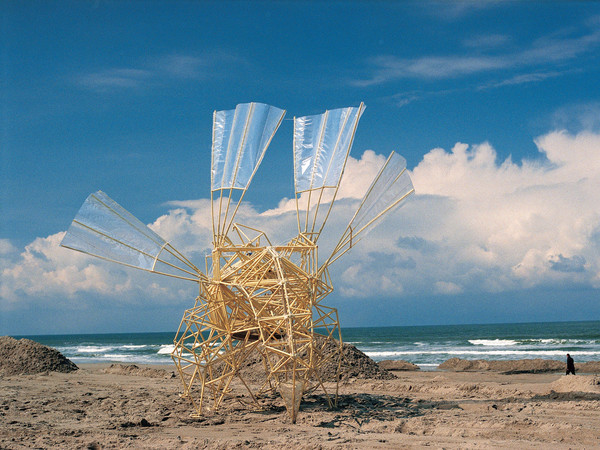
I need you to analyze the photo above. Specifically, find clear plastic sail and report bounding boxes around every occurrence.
[211,102,286,242]
[293,104,365,239]
[324,152,415,269]
[60,191,203,281]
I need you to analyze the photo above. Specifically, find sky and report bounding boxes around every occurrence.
[2,0,600,335]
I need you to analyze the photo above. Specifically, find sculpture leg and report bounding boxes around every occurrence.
[172,298,263,416]
[310,304,343,408]
[258,311,313,423]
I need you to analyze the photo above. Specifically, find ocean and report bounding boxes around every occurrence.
[17,320,600,370]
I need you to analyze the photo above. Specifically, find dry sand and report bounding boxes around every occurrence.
[2,362,600,449]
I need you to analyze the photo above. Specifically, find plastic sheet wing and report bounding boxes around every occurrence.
[294,104,364,192]
[60,191,204,282]
[211,102,286,242]
[323,152,415,269]
[293,104,365,238]
[212,102,285,191]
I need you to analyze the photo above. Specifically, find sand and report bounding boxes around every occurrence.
[1,338,599,448]
[0,336,78,376]
[2,362,600,449]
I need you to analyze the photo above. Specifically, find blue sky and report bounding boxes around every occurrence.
[2,1,600,335]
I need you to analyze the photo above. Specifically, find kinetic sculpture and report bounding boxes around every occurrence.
[60,102,414,422]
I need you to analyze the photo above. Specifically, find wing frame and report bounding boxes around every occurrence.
[320,151,415,272]
[60,191,205,283]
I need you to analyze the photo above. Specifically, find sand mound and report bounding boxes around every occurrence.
[577,361,600,373]
[0,336,78,376]
[213,338,395,382]
[378,360,420,371]
[550,375,600,393]
[320,338,396,380]
[438,358,564,373]
[102,364,174,379]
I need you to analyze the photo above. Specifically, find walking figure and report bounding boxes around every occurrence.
[566,353,576,375]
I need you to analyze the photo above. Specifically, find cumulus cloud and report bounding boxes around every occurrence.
[0,239,17,255]
[304,130,600,298]
[551,101,600,133]
[2,130,599,310]
[262,150,388,216]
[0,232,195,309]
[397,129,600,294]
[549,254,586,273]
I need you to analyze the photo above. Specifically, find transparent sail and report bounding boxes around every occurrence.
[293,103,365,239]
[323,152,415,269]
[60,191,203,281]
[211,102,286,242]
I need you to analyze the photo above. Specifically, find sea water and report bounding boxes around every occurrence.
[342,320,600,370]
[17,320,600,370]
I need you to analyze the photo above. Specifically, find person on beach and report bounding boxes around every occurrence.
[566,353,576,375]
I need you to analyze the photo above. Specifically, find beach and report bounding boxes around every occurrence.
[2,362,600,449]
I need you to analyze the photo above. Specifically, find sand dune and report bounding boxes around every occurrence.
[550,374,600,393]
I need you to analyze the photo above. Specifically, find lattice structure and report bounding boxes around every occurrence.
[60,102,414,422]
[171,228,341,422]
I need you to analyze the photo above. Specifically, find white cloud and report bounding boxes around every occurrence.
[435,281,463,295]
[262,150,388,216]
[354,23,600,85]
[391,91,421,108]
[340,262,404,297]
[463,34,511,49]
[478,70,568,90]
[355,54,505,85]
[2,130,599,309]
[397,129,600,294]
[551,102,600,133]
[0,239,17,255]
[0,232,195,309]
[151,200,214,256]
[425,0,506,21]
[155,54,207,79]
[77,51,244,91]
[78,68,152,90]
[301,130,600,299]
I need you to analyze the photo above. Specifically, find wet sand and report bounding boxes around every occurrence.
[1,363,600,448]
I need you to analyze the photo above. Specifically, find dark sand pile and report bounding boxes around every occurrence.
[214,338,395,382]
[0,336,78,376]
[323,339,396,380]
[378,360,420,371]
